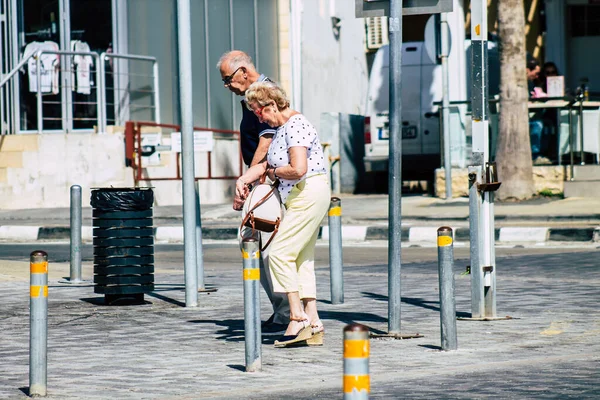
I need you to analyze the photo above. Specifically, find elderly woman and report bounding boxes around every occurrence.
[234,81,329,347]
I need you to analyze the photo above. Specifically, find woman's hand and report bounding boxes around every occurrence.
[235,177,249,199]
[267,167,276,181]
[233,178,249,211]
[232,194,245,211]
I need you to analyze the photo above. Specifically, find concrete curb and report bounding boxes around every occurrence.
[2,225,599,243]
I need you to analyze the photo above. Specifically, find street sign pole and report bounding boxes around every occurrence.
[466,0,505,320]
[356,0,453,338]
[176,0,199,307]
[441,12,452,199]
[387,0,403,334]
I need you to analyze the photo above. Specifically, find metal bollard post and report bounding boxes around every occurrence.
[328,197,344,304]
[343,324,370,399]
[242,238,261,372]
[437,227,458,351]
[30,250,48,397]
[70,185,82,282]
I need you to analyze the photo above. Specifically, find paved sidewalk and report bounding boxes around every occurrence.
[0,195,600,243]
[0,249,599,399]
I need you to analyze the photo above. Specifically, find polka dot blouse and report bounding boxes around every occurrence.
[267,114,327,203]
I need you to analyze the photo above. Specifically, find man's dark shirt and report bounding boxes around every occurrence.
[239,75,276,166]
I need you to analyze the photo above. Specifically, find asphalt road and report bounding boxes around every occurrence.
[0,242,594,269]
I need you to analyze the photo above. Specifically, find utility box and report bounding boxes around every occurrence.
[320,112,367,194]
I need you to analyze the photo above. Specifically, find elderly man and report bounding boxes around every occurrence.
[217,50,289,332]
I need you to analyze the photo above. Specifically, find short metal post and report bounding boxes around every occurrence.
[437,227,457,351]
[328,197,344,304]
[343,324,370,399]
[242,238,261,372]
[29,250,48,397]
[70,185,82,282]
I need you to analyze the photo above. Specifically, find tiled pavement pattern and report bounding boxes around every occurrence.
[1,251,599,399]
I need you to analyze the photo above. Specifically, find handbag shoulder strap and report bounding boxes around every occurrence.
[239,183,278,233]
[260,219,280,252]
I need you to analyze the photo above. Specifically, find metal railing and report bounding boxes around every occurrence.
[35,50,103,134]
[1,50,160,134]
[100,53,160,129]
[124,121,243,186]
[0,52,37,135]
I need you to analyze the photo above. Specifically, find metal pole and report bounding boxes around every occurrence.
[195,181,205,290]
[569,105,574,179]
[176,0,198,307]
[153,61,161,124]
[58,0,73,133]
[99,53,107,130]
[242,238,261,372]
[468,166,484,318]
[441,12,452,199]
[328,197,344,304]
[70,185,82,282]
[10,0,21,134]
[470,0,496,318]
[343,323,370,399]
[578,99,585,165]
[36,55,42,134]
[387,0,403,334]
[95,54,106,133]
[437,227,457,351]
[29,250,48,397]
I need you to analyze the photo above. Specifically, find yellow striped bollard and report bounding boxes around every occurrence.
[242,238,261,372]
[437,227,457,350]
[328,197,344,304]
[343,323,370,399]
[29,250,48,397]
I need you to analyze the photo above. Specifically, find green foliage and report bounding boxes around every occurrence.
[538,189,564,199]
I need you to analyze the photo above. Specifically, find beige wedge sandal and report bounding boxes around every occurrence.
[274,313,313,348]
[306,320,324,346]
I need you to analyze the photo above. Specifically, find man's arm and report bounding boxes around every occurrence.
[249,134,274,167]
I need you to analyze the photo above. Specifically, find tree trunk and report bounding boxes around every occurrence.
[495,0,535,201]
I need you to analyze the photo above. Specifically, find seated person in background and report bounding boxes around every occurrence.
[540,62,559,94]
[527,57,549,164]
[537,62,561,161]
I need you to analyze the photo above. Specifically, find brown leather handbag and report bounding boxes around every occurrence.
[240,171,283,251]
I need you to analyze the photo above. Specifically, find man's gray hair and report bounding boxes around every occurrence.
[216,51,255,71]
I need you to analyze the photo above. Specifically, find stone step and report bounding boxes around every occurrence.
[564,180,600,198]
[571,165,600,181]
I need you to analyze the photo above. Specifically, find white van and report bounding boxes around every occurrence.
[364,42,443,181]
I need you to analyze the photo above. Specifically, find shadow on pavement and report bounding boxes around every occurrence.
[147,292,186,307]
[361,292,471,318]
[80,297,153,306]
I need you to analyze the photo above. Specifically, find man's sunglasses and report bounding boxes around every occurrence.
[222,67,243,85]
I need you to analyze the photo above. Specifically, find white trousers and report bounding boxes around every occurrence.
[268,174,330,299]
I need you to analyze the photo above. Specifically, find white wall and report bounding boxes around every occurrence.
[299,0,370,131]
[0,133,236,209]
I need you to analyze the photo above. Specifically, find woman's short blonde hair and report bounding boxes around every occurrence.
[245,81,290,110]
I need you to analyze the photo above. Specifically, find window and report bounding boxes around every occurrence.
[568,5,600,37]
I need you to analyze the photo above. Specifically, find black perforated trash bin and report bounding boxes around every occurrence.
[91,188,154,305]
